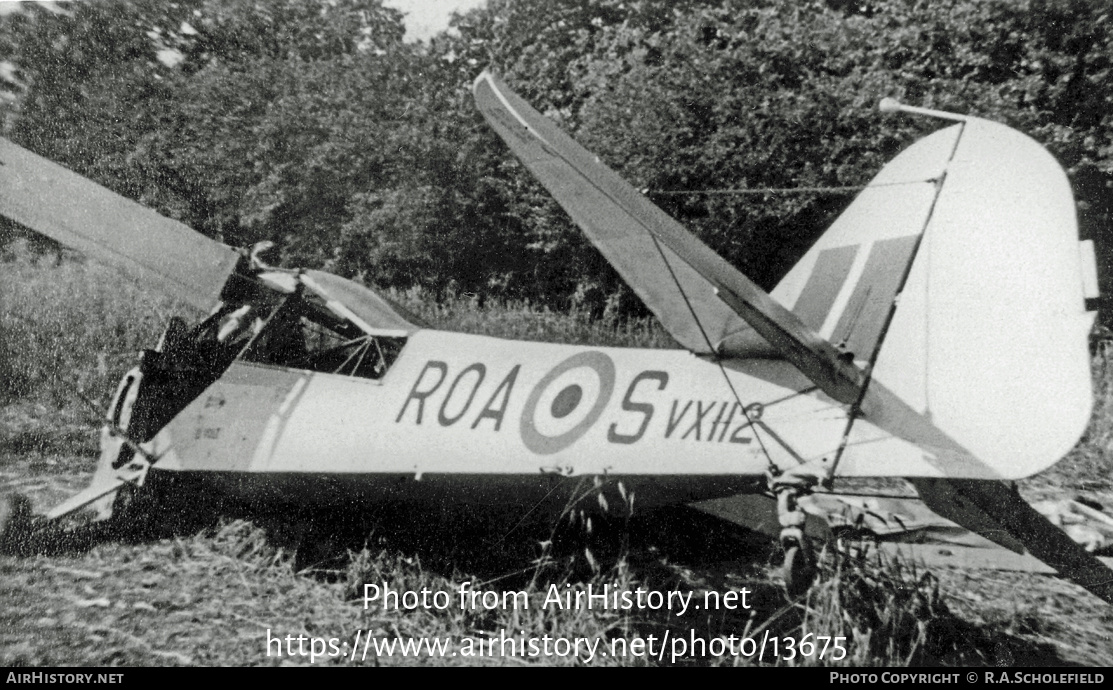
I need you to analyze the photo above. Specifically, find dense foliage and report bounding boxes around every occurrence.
[2,0,1111,314]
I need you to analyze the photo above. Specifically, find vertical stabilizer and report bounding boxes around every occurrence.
[777,116,1094,480]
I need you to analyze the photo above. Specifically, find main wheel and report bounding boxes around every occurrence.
[106,481,165,538]
[0,493,33,554]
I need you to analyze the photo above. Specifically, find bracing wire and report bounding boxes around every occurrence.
[826,127,967,480]
[646,179,933,196]
[646,234,782,475]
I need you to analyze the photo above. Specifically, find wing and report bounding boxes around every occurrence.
[473,71,864,405]
[911,478,1113,604]
[0,138,240,313]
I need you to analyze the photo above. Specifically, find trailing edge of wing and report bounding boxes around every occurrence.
[473,71,864,404]
[0,138,240,313]
[911,478,1113,604]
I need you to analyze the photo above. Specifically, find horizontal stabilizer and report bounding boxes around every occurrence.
[0,138,240,313]
[473,72,864,404]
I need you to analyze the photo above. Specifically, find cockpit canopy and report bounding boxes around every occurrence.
[206,269,423,380]
[256,269,424,337]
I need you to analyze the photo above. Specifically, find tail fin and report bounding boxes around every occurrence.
[778,115,1096,479]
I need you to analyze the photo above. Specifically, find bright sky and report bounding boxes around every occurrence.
[0,1,41,15]
[0,1,60,15]
[384,0,487,41]
[0,1,490,42]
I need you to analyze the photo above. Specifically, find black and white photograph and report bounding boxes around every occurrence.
[1,0,1112,668]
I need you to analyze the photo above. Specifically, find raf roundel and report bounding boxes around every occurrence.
[519,351,616,455]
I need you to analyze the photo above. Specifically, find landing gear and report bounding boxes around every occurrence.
[0,493,33,554]
[110,481,145,522]
[782,542,815,597]
[769,466,823,596]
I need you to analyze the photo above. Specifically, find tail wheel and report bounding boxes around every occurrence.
[782,539,817,597]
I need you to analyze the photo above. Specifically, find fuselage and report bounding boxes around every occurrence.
[123,327,943,513]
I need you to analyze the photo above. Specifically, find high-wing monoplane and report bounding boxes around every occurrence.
[1,71,1109,601]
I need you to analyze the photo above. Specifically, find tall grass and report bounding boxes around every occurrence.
[0,248,172,406]
[384,285,676,349]
[184,519,1028,665]
[1075,339,1113,459]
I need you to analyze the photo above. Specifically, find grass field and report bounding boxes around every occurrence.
[2,249,1112,666]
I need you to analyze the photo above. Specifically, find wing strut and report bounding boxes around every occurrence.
[912,478,1113,604]
[648,227,782,475]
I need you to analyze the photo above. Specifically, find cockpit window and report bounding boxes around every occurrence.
[183,270,414,380]
[234,285,404,380]
[302,270,422,336]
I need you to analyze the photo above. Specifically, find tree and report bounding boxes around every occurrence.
[3,0,1111,313]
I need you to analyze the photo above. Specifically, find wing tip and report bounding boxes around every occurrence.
[472,68,496,96]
